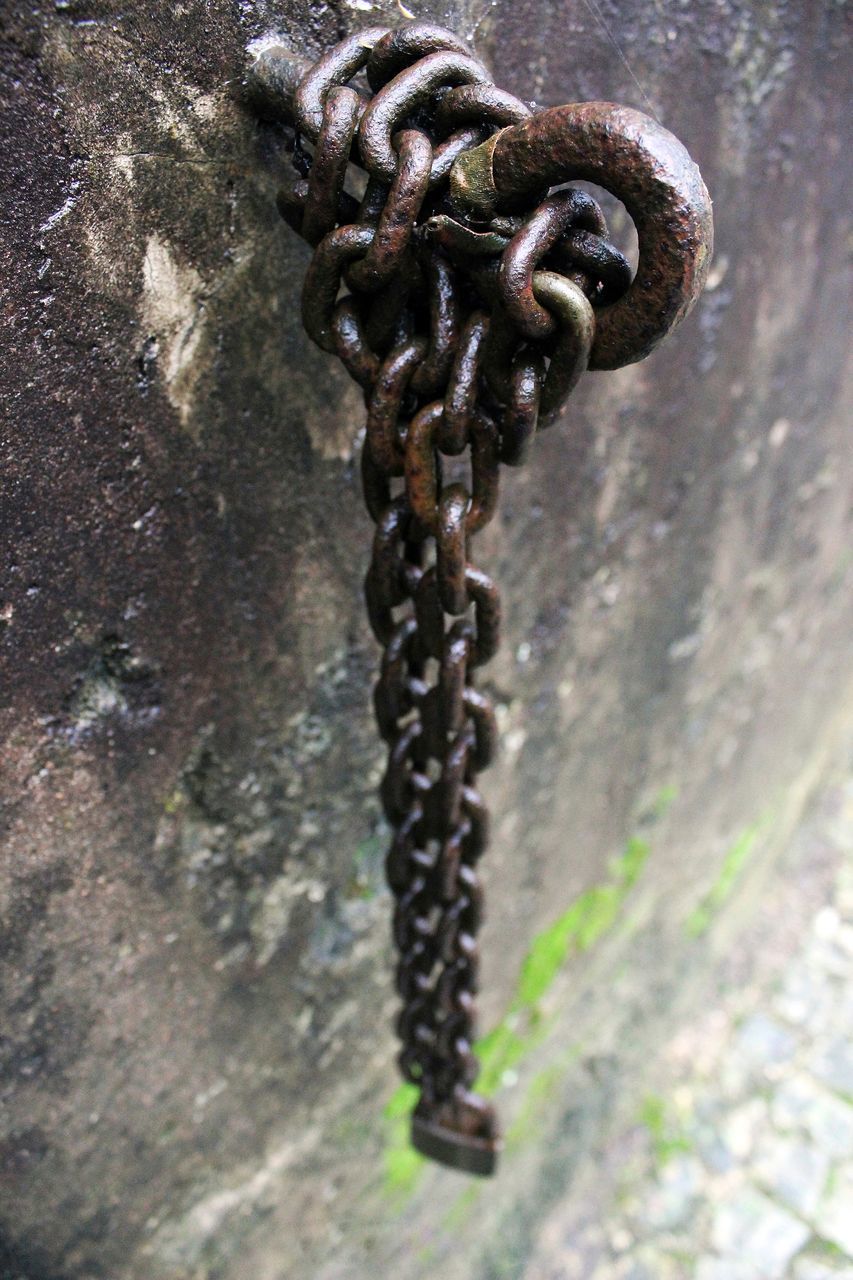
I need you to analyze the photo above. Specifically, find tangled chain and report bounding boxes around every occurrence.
[275,22,631,1174]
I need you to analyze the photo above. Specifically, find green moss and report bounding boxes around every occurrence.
[385,1081,419,1119]
[615,835,651,889]
[666,1249,699,1266]
[348,833,386,899]
[650,783,679,820]
[515,905,586,1007]
[638,1093,692,1166]
[514,838,650,1011]
[383,1141,424,1196]
[330,1110,373,1149]
[476,1019,536,1095]
[381,833,652,1193]
[162,788,184,815]
[443,1182,481,1229]
[381,1083,424,1197]
[506,1058,576,1148]
[157,1119,179,1145]
[354,832,385,871]
[475,834,650,1100]
[685,817,769,938]
[811,1237,847,1263]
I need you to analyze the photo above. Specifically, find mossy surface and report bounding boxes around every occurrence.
[348,833,386,900]
[637,1093,692,1167]
[383,1083,425,1196]
[685,817,771,938]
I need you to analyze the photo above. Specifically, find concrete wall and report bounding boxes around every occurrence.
[1,1,849,1275]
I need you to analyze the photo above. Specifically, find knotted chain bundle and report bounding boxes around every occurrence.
[250,21,712,1175]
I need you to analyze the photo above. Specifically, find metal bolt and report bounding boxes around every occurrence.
[246,44,310,123]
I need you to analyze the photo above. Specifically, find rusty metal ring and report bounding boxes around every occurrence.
[438,628,471,736]
[355,176,388,227]
[461,784,488,860]
[414,566,448,659]
[363,269,417,354]
[437,824,469,903]
[358,51,493,184]
[405,404,498,536]
[442,311,489,454]
[427,730,472,837]
[374,616,419,737]
[361,436,392,524]
[275,178,309,237]
[369,496,414,610]
[463,688,497,771]
[450,102,713,369]
[405,401,449,534]
[464,566,501,667]
[383,790,422,886]
[380,718,422,822]
[480,303,521,405]
[465,412,499,533]
[332,297,380,391]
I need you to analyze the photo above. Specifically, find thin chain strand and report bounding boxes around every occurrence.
[281,22,626,1174]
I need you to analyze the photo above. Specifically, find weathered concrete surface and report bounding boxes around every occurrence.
[0,1,849,1277]
[523,773,853,1279]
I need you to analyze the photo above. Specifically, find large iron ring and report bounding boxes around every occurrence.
[450,101,714,371]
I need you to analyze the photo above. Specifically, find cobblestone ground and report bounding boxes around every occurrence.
[525,778,853,1280]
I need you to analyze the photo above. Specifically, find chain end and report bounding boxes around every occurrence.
[411,1092,502,1176]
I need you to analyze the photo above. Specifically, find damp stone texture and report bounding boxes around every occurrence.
[0,2,850,1277]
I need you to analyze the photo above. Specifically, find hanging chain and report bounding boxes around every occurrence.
[250,21,713,1176]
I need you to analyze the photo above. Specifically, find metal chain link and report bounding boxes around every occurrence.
[252,19,713,1176]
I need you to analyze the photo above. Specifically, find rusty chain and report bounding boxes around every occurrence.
[250,21,713,1176]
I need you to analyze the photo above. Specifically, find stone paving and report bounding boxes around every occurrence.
[525,781,853,1280]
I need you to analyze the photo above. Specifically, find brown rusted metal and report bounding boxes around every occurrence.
[294,27,388,142]
[451,102,714,370]
[358,50,493,184]
[498,188,607,338]
[346,128,432,290]
[250,20,712,1177]
[411,1089,499,1175]
[300,86,361,248]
